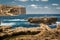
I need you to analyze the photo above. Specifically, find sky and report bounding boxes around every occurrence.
[0,0,60,14]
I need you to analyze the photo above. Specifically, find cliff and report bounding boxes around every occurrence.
[0,4,26,16]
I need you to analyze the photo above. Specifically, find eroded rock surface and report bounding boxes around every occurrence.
[0,23,60,40]
[0,4,26,16]
[28,17,57,25]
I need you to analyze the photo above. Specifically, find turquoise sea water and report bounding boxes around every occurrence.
[0,14,60,28]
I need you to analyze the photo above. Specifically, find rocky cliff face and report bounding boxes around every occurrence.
[0,4,26,16]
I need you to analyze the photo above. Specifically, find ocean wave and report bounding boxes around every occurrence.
[3,19,27,21]
[56,22,60,24]
[0,22,15,26]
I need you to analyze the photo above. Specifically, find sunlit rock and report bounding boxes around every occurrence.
[28,17,57,25]
[0,4,26,16]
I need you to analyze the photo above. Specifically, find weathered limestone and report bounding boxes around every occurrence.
[0,26,40,38]
[0,4,26,16]
[3,24,60,40]
[0,26,11,32]
[28,17,57,24]
[0,23,57,38]
[0,23,60,40]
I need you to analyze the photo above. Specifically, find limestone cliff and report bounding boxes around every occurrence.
[0,4,26,16]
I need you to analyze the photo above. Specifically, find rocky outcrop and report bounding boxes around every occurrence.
[0,23,60,40]
[0,26,40,38]
[28,17,57,24]
[3,23,60,40]
[0,23,51,38]
[0,26,11,32]
[0,4,26,16]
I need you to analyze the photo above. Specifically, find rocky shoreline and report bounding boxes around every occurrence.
[0,23,60,40]
[0,26,40,38]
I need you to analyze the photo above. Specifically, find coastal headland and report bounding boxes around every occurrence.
[0,4,26,16]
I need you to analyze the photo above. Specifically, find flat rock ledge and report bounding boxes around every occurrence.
[0,26,40,38]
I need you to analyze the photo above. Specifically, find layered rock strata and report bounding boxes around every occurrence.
[0,4,26,16]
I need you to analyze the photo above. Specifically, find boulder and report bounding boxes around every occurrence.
[28,17,57,25]
[28,18,41,23]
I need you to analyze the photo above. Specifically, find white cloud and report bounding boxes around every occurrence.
[30,4,38,8]
[56,7,60,9]
[41,0,48,2]
[30,4,37,7]
[30,4,43,9]
[29,4,49,9]
[15,0,28,2]
[52,3,59,6]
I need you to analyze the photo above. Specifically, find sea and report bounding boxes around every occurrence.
[0,14,60,28]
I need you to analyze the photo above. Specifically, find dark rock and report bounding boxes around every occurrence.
[28,17,57,25]
[0,29,3,32]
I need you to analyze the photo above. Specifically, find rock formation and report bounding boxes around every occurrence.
[0,26,40,38]
[0,4,26,16]
[2,23,60,40]
[28,17,57,24]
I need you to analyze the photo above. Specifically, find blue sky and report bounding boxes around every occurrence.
[0,0,60,14]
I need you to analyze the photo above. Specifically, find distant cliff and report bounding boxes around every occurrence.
[0,4,26,16]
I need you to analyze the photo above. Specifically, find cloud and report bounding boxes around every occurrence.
[30,4,38,8]
[15,0,28,2]
[41,0,48,2]
[52,3,59,6]
[30,4,37,7]
[29,4,49,9]
[27,5,60,14]
[30,4,43,9]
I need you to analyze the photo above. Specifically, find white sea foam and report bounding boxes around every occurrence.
[0,22,15,26]
[56,22,60,24]
[3,19,27,21]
